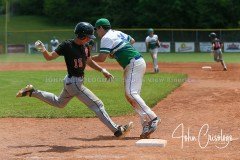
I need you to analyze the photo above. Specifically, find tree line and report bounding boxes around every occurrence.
[2,0,240,28]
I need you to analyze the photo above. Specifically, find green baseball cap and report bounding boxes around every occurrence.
[147,28,154,34]
[95,18,111,29]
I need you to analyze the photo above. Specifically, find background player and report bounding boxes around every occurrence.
[209,32,227,71]
[50,36,59,52]
[145,28,160,73]
[92,18,160,139]
[16,22,133,138]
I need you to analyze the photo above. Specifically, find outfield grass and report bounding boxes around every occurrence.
[0,15,72,31]
[0,52,239,63]
[0,15,73,45]
[0,70,186,118]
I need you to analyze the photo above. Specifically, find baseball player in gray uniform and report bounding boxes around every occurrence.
[209,32,227,71]
[16,22,133,138]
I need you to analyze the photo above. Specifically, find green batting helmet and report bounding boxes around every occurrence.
[147,28,154,34]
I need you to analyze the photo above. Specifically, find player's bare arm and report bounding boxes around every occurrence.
[91,53,108,62]
[87,56,114,80]
[145,42,149,49]
[157,40,161,47]
[41,51,59,61]
[211,43,215,52]
[35,40,59,61]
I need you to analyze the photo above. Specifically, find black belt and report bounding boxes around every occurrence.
[134,55,142,60]
[68,75,84,78]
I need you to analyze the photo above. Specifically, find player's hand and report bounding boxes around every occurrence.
[35,40,46,52]
[101,68,114,81]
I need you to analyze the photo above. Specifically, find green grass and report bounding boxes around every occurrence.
[143,52,240,63]
[0,70,186,118]
[0,52,239,63]
[0,15,72,31]
[0,15,73,45]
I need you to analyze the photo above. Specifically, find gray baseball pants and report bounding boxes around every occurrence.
[213,49,227,69]
[31,75,119,133]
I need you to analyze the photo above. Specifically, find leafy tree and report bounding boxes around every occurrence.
[102,0,139,27]
[11,0,44,15]
[3,0,240,28]
[44,0,105,24]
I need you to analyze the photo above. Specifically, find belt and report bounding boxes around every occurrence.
[134,55,142,60]
[68,75,84,78]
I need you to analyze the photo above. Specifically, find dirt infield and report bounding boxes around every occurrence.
[0,62,240,160]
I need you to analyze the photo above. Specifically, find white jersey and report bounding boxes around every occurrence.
[100,29,131,54]
[145,35,159,49]
[51,39,59,47]
[99,29,140,68]
[50,39,59,51]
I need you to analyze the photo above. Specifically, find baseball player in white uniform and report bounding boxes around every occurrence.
[50,36,59,52]
[92,18,160,139]
[145,28,160,73]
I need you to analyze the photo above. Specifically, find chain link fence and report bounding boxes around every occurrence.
[1,29,240,54]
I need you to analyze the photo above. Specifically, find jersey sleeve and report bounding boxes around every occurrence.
[120,31,132,42]
[145,37,149,43]
[100,37,113,54]
[55,41,66,56]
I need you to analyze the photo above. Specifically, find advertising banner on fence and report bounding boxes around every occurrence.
[199,42,212,52]
[133,42,146,52]
[224,42,240,52]
[158,42,170,52]
[175,42,194,52]
[28,43,48,54]
[7,44,26,53]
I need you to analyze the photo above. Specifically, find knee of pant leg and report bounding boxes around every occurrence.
[93,102,105,113]
[93,100,104,109]
[96,100,104,107]
[125,92,138,107]
[125,93,132,102]
[125,91,132,100]
[125,90,138,99]
[153,53,157,59]
[56,99,68,108]
[214,58,219,62]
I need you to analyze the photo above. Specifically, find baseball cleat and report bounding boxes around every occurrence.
[140,117,160,139]
[223,68,227,71]
[16,84,34,97]
[114,122,133,139]
[154,68,159,73]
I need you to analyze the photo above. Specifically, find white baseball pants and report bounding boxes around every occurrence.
[124,57,158,126]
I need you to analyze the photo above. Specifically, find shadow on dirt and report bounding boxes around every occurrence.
[70,135,139,141]
[9,144,126,153]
